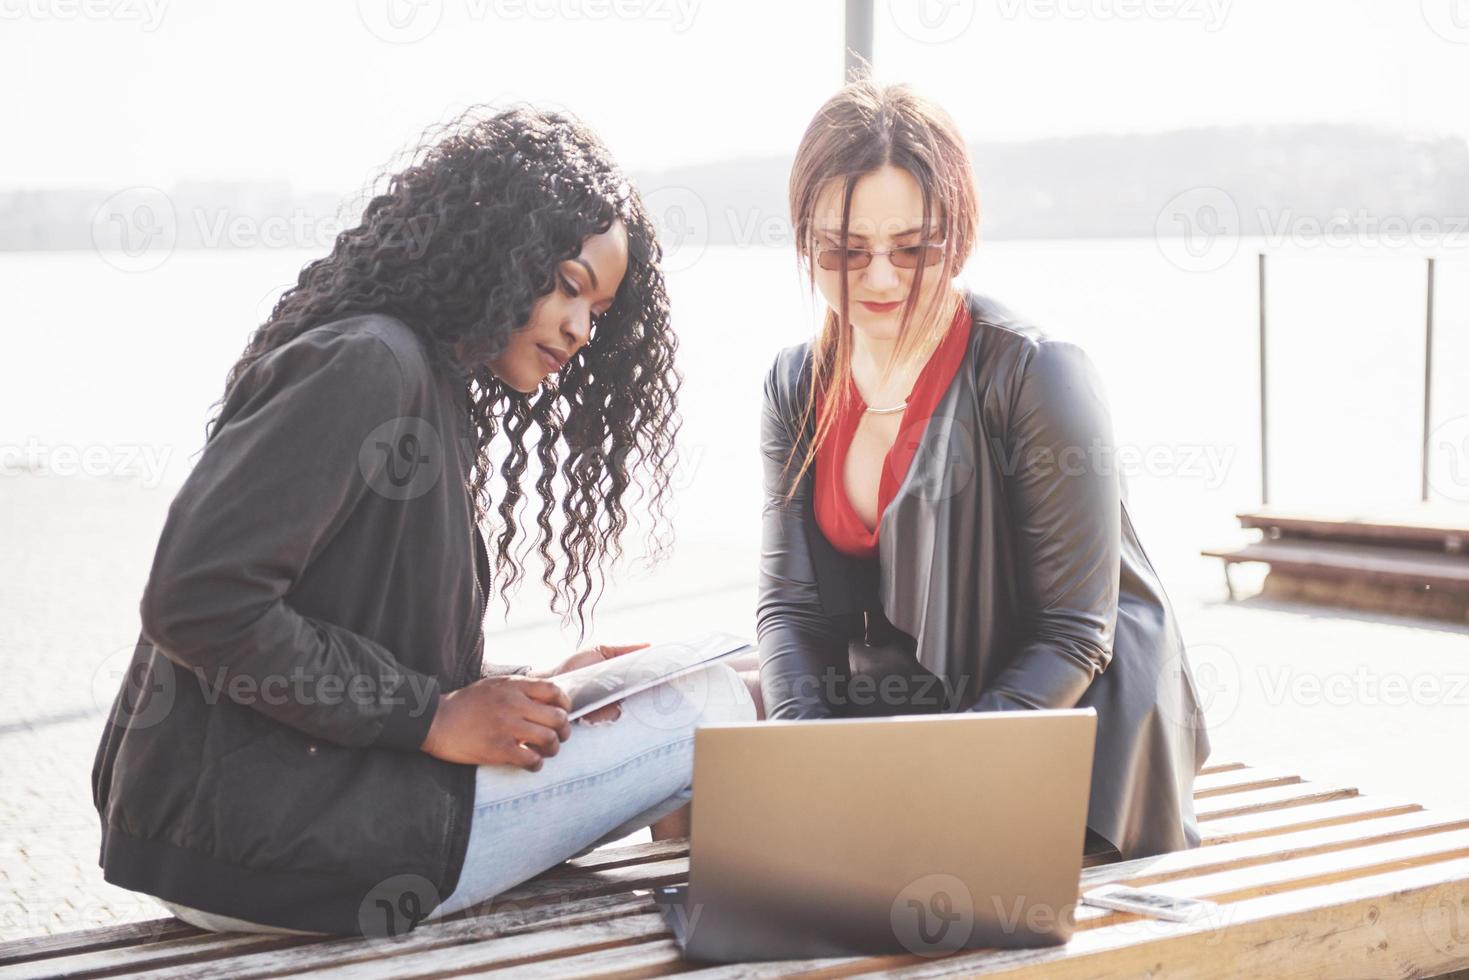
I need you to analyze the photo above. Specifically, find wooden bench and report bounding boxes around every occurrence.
[1203,506,1469,621]
[1233,509,1469,554]
[4,761,1469,978]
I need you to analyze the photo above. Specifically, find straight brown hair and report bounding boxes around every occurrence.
[784,80,980,498]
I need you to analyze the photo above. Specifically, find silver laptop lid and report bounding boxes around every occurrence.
[682,708,1098,961]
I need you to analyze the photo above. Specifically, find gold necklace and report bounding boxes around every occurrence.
[863,401,907,415]
[854,293,959,417]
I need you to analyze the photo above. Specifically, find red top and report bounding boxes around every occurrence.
[814,301,973,558]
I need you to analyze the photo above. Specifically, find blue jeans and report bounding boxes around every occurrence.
[163,663,755,933]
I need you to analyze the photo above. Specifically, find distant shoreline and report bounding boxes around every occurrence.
[4,123,1466,250]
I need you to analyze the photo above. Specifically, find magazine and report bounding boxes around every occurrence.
[551,632,754,720]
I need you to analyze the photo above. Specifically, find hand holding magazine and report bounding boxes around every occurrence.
[551,632,754,721]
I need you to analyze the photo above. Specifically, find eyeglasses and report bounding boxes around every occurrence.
[813,241,946,272]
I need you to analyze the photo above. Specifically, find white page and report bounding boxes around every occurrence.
[552,632,753,720]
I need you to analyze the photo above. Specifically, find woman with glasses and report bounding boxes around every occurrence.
[755,80,1213,861]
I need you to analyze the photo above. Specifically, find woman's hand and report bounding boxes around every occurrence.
[419,676,573,770]
[534,642,649,724]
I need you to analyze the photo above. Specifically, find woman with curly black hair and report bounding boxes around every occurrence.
[91,104,754,937]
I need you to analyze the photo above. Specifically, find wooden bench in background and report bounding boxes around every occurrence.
[1202,505,1469,622]
[3,761,1469,978]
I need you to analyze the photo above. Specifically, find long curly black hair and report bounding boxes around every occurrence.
[211,104,680,638]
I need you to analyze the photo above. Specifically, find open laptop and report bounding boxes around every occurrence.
[653,708,1098,962]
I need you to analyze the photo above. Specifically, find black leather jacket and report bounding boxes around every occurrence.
[92,315,525,934]
[756,290,1212,860]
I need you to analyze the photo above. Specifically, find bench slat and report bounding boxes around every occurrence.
[0,919,192,968]
[1132,826,1469,908]
[676,955,874,979]
[1200,539,1469,589]
[1194,781,1358,821]
[293,913,672,980]
[0,932,317,980]
[1236,506,1469,547]
[1075,807,1469,897]
[472,937,686,980]
[841,854,1469,978]
[557,838,688,873]
[130,894,655,980]
[465,856,689,911]
[1199,794,1423,844]
[1190,766,1301,798]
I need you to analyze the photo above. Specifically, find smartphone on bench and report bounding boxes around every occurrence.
[1080,884,1219,922]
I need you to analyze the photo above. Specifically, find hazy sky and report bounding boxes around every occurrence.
[5,0,1468,193]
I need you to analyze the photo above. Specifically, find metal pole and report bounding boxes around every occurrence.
[845,0,874,81]
[1259,252,1269,507]
[1422,256,1436,503]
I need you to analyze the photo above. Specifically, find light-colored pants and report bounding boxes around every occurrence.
[164,662,755,934]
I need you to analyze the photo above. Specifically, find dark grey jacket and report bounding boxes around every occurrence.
[756,290,1212,861]
[92,314,526,934]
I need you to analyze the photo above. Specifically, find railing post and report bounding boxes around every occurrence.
[1259,251,1269,507]
[845,0,874,81]
[1422,256,1436,503]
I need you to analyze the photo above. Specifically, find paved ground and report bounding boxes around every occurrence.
[2,475,1466,942]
